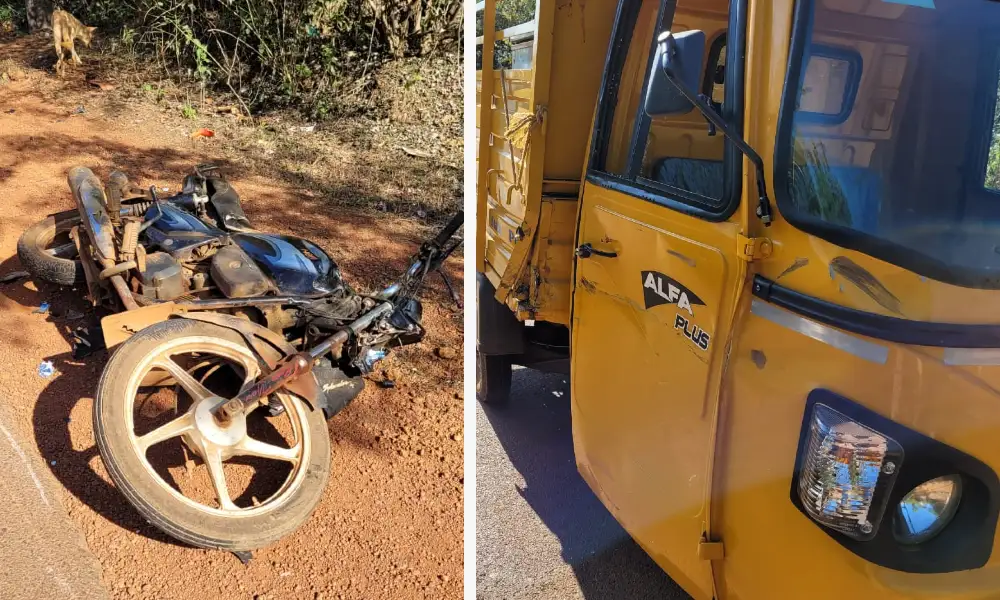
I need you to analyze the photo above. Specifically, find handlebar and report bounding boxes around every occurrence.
[432,210,464,248]
[375,210,463,301]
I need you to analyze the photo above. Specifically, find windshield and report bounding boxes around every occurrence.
[776,0,1000,287]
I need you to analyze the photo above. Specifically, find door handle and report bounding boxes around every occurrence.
[575,243,618,259]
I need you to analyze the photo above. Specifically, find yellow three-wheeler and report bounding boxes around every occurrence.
[477,0,1000,597]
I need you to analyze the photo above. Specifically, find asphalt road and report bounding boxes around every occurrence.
[476,367,691,600]
[0,404,108,600]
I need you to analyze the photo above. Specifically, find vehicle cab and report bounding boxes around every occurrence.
[477,0,1000,597]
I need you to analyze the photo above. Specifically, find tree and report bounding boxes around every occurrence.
[986,79,1000,191]
[496,0,534,30]
[25,0,52,32]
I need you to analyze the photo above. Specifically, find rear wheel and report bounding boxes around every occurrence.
[476,347,512,406]
[94,318,331,551]
[17,210,85,286]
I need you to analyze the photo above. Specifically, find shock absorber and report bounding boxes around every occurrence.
[106,170,128,225]
[119,217,141,263]
[120,201,154,216]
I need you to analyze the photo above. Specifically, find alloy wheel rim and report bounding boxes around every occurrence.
[123,335,311,516]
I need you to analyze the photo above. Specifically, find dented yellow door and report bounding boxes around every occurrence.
[568,1,747,597]
[570,183,746,600]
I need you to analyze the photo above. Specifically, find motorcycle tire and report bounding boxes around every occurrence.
[94,318,332,551]
[17,210,86,286]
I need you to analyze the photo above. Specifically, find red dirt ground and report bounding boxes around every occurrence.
[0,39,464,600]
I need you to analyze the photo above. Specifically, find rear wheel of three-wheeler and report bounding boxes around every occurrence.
[16,210,85,286]
[476,345,512,406]
[94,318,331,551]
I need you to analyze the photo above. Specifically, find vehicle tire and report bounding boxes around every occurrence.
[16,210,85,286]
[476,347,512,406]
[94,318,331,551]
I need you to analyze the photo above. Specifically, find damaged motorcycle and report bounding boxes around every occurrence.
[17,165,462,551]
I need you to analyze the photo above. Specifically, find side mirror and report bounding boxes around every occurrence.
[639,29,775,226]
[644,30,706,117]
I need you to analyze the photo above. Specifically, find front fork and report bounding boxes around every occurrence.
[213,301,394,425]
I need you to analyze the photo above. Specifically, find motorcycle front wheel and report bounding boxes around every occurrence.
[94,318,331,551]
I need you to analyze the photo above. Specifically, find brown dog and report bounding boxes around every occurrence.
[51,9,96,77]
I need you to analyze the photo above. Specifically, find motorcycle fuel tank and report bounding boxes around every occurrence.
[144,203,226,258]
[233,233,344,296]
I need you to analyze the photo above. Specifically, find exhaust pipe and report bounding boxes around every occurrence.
[68,167,116,263]
[69,167,141,311]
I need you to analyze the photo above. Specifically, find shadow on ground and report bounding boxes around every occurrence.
[480,368,690,600]
[24,302,403,544]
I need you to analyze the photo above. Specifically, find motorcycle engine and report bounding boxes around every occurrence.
[140,252,185,300]
[301,291,365,329]
[210,245,271,298]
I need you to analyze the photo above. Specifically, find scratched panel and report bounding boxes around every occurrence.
[477,61,543,300]
[484,234,511,286]
[483,187,523,287]
[486,196,522,251]
[576,206,727,365]
[487,146,527,209]
[530,198,578,326]
[570,186,737,599]
[719,292,1000,598]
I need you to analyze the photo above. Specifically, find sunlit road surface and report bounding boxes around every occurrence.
[0,404,108,600]
[476,367,691,600]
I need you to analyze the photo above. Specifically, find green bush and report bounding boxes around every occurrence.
[0,2,27,32]
[474,0,533,70]
[55,0,460,115]
[475,0,534,36]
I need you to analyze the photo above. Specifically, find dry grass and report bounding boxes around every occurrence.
[2,31,462,221]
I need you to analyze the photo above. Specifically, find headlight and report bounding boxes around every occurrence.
[893,475,963,545]
[791,390,999,574]
[796,403,901,540]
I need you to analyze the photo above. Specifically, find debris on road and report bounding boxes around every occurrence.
[190,128,215,139]
[401,146,433,158]
[71,327,103,359]
[435,347,458,360]
[32,302,49,315]
[37,361,55,378]
[87,80,116,91]
[72,105,86,115]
